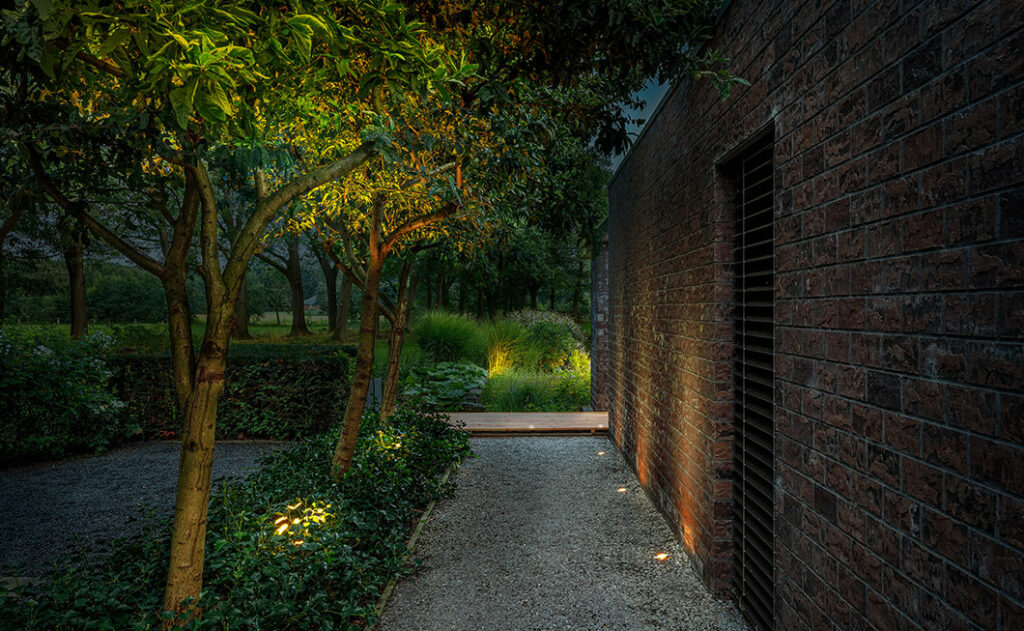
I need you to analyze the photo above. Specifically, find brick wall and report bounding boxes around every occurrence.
[591,236,610,410]
[606,0,1024,629]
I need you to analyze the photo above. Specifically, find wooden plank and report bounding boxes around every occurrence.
[446,412,608,433]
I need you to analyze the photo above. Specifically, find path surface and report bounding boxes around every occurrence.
[379,437,749,631]
[0,441,287,575]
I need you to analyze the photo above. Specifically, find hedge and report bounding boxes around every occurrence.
[109,344,356,440]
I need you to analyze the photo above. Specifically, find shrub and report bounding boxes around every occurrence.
[0,409,472,629]
[401,361,488,411]
[481,365,590,412]
[520,320,580,372]
[413,311,486,365]
[507,309,584,343]
[0,329,132,464]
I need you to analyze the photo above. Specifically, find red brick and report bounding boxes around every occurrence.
[902,209,942,252]
[946,564,998,628]
[901,456,942,507]
[943,293,996,337]
[922,425,968,475]
[970,436,1024,496]
[944,475,997,533]
[943,99,998,157]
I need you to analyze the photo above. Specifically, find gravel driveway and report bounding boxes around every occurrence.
[378,437,749,631]
[0,441,287,576]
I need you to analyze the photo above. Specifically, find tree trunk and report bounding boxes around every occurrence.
[161,315,230,623]
[425,270,433,311]
[549,286,556,311]
[475,287,483,320]
[434,273,444,311]
[530,285,538,309]
[457,280,467,314]
[571,258,583,320]
[163,274,196,420]
[380,262,413,419]
[286,238,310,336]
[332,257,382,477]
[233,270,252,340]
[324,263,338,334]
[62,219,88,339]
[333,275,351,342]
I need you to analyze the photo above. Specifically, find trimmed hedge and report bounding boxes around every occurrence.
[110,344,356,440]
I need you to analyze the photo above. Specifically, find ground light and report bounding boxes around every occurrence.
[655,553,669,562]
[617,487,627,493]
[598,451,606,455]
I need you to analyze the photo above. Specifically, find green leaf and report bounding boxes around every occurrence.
[97,28,131,57]
[168,80,197,129]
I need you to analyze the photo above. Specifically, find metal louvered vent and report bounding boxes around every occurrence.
[731,131,775,631]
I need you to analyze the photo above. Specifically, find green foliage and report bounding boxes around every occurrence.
[481,319,526,375]
[0,329,133,464]
[507,309,584,343]
[412,311,486,365]
[481,364,590,413]
[109,323,170,353]
[0,408,472,629]
[401,361,488,411]
[109,346,355,440]
[520,320,580,372]
[87,265,167,322]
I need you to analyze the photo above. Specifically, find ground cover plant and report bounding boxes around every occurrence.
[401,362,488,411]
[0,409,471,630]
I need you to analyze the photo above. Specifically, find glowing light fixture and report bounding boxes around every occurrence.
[617,487,627,493]
[655,552,669,562]
[598,451,606,455]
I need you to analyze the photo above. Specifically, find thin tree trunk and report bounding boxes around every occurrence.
[286,238,310,336]
[233,270,251,340]
[163,274,196,420]
[475,287,483,320]
[380,261,413,419]
[333,275,351,342]
[425,270,433,311]
[530,286,538,309]
[62,219,88,339]
[571,258,583,320]
[325,263,338,334]
[434,273,444,311]
[332,257,382,477]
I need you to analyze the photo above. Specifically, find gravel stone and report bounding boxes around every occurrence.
[0,440,287,576]
[379,437,749,631]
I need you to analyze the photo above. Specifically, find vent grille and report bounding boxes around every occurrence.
[732,131,775,631]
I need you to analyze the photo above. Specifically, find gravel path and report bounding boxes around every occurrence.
[0,441,287,576]
[379,437,749,631]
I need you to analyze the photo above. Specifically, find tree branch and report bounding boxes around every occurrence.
[382,202,459,253]
[24,144,165,277]
[223,141,375,288]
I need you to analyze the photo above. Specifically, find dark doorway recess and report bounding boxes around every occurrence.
[728,130,775,631]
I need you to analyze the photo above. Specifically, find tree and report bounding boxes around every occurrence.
[256,232,311,336]
[5,0,471,621]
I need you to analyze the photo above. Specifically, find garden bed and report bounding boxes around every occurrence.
[0,410,471,630]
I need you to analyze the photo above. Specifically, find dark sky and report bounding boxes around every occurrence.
[608,80,671,173]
